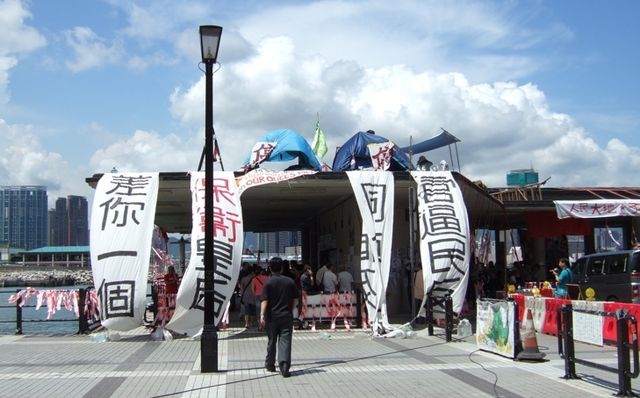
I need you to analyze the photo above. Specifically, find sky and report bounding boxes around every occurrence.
[1,0,639,208]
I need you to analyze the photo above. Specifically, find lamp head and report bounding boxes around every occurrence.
[199,25,223,63]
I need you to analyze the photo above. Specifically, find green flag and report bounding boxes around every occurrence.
[311,115,328,159]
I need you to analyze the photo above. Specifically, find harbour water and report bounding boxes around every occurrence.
[0,284,154,335]
[0,286,85,335]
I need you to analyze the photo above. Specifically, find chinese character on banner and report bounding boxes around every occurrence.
[98,279,136,319]
[248,141,277,169]
[368,142,396,170]
[99,175,152,230]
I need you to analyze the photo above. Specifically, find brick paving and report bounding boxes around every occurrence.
[0,324,635,397]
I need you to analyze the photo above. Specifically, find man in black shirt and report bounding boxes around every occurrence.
[260,257,299,378]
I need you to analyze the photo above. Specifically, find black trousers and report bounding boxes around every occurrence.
[265,315,293,367]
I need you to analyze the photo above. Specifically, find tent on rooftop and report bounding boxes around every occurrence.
[242,129,322,171]
[332,130,413,171]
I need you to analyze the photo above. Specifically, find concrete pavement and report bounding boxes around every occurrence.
[0,322,635,397]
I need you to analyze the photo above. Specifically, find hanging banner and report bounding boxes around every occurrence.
[244,141,277,171]
[367,142,396,171]
[347,171,394,335]
[411,171,470,316]
[166,171,243,336]
[90,173,159,331]
[236,169,317,196]
[476,299,516,358]
[555,199,640,219]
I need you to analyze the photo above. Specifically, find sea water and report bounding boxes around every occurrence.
[0,284,153,335]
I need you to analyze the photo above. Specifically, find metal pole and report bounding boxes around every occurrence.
[561,304,579,379]
[408,186,416,317]
[78,288,88,334]
[445,295,453,342]
[426,293,434,336]
[15,289,22,335]
[201,59,218,373]
[616,309,632,396]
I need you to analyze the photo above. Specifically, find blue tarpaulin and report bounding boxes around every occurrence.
[332,131,413,171]
[400,130,460,155]
[242,129,322,171]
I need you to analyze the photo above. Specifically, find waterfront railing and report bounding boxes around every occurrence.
[0,287,101,335]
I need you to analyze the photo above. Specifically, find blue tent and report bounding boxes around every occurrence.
[332,131,413,171]
[242,129,322,171]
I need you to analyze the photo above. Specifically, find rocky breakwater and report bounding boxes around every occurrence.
[0,268,94,288]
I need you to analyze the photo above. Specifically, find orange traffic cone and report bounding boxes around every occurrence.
[517,308,546,361]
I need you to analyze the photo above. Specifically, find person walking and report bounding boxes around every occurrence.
[260,257,299,378]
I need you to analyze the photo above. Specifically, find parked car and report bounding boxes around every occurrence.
[572,249,640,302]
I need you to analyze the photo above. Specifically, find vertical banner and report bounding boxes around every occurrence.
[166,171,243,336]
[411,171,470,316]
[476,299,516,358]
[347,171,394,335]
[90,173,159,331]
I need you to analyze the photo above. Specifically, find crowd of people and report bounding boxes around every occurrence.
[231,259,356,329]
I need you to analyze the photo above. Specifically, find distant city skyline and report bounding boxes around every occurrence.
[1,185,89,250]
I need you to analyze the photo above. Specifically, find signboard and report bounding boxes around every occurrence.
[476,299,516,358]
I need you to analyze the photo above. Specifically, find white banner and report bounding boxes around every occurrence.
[411,171,470,316]
[247,141,277,169]
[166,171,244,336]
[236,169,317,196]
[555,199,640,219]
[347,171,394,334]
[367,142,396,171]
[90,173,159,331]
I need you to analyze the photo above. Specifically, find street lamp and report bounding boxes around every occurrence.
[200,24,222,373]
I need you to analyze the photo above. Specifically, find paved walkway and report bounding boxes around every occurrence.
[0,323,636,398]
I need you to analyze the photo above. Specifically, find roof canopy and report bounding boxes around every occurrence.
[401,129,460,155]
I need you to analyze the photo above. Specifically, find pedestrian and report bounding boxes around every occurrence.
[321,263,338,294]
[164,265,179,295]
[260,257,299,378]
[553,258,573,299]
[337,266,354,293]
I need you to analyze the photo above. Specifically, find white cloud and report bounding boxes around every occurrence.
[89,129,202,173]
[64,27,124,72]
[0,0,46,105]
[235,0,573,82]
[0,118,91,206]
[0,0,47,56]
[163,34,640,188]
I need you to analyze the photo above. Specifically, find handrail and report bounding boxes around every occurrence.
[558,304,639,395]
[0,287,102,335]
[627,314,639,378]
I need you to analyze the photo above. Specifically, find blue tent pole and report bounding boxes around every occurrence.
[455,142,461,172]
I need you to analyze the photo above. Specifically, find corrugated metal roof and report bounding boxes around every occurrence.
[25,246,90,254]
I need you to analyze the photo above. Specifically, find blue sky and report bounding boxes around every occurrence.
[0,0,639,206]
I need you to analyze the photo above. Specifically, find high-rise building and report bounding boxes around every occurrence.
[253,230,302,256]
[0,186,48,250]
[48,195,89,246]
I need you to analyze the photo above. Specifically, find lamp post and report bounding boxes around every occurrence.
[199,24,222,373]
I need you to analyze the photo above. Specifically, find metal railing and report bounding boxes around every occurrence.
[558,304,639,396]
[0,288,101,335]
